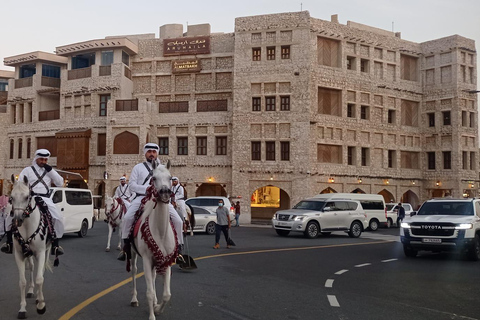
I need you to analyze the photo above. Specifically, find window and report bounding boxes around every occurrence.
[428,113,435,127]
[101,51,114,66]
[388,150,396,168]
[317,37,340,67]
[0,80,8,91]
[20,64,36,78]
[72,53,95,69]
[427,152,436,170]
[159,101,189,113]
[42,64,60,78]
[99,94,110,116]
[401,151,420,169]
[281,46,290,59]
[265,96,276,111]
[9,139,13,159]
[401,100,419,126]
[462,111,467,126]
[26,138,31,158]
[197,100,227,112]
[122,51,130,66]
[267,47,276,60]
[463,151,468,170]
[177,137,188,155]
[317,144,342,164]
[443,151,451,169]
[281,141,290,161]
[280,96,290,111]
[360,59,369,73]
[252,97,261,111]
[318,87,341,116]
[443,111,451,126]
[216,136,227,155]
[116,99,138,111]
[97,133,106,156]
[388,110,395,124]
[252,48,261,61]
[113,131,139,154]
[266,141,275,161]
[361,147,369,166]
[196,137,207,155]
[347,146,355,165]
[158,137,169,155]
[347,104,355,118]
[400,54,418,81]
[251,141,261,160]
[470,112,475,127]
[470,152,475,170]
[347,56,355,70]
[18,138,22,159]
[360,105,369,120]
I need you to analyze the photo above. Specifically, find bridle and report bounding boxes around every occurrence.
[10,189,37,221]
[150,177,171,204]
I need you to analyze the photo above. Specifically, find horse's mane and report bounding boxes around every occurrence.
[13,180,30,193]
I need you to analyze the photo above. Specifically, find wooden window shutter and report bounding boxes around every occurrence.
[113,131,139,154]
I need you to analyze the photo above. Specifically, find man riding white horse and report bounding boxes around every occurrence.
[171,177,187,252]
[115,176,134,206]
[1,149,65,256]
[118,143,184,262]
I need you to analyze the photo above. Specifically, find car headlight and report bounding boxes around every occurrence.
[455,223,473,230]
[401,222,411,229]
[293,215,305,221]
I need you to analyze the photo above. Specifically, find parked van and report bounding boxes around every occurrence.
[49,187,94,237]
[313,193,386,231]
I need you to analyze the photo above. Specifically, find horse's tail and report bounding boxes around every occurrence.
[44,245,53,273]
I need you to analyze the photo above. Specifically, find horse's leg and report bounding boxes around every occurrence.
[130,251,139,307]
[35,250,47,315]
[156,266,172,314]
[143,258,156,320]
[152,270,159,314]
[117,220,122,250]
[26,257,35,298]
[106,224,113,252]
[14,252,28,319]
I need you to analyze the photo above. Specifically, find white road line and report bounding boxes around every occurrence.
[381,258,398,263]
[354,263,371,267]
[327,295,340,307]
[335,269,348,275]
[325,279,334,288]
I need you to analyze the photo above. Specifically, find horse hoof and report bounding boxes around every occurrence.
[105,248,110,252]
[154,305,161,316]
[130,301,139,307]
[17,311,26,319]
[117,246,121,251]
[26,293,34,298]
[37,306,46,315]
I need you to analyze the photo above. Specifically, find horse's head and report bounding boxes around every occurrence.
[10,174,33,227]
[151,160,172,203]
[105,196,115,213]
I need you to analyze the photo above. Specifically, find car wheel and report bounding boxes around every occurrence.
[369,219,379,231]
[348,221,362,238]
[304,221,320,239]
[386,218,393,229]
[206,222,216,235]
[321,232,331,236]
[466,234,480,261]
[275,229,290,237]
[78,220,88,238]
[403,245,417,258]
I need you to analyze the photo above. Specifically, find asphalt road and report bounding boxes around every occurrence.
[0,222,479,320]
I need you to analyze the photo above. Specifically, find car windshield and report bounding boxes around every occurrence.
[417,202,474,216]
[293,201,325,211]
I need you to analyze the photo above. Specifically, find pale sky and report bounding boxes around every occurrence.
[1,0,479,78]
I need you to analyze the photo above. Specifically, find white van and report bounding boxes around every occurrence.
[313,193,386,231]
[49,187,94,237]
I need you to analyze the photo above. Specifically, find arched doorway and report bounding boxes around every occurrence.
[95,181,105,209]
[351,188,366,193]
[320,187,337,194]
[401,190,420,210]
[195,183,227,197]
[251,185,290,220]
[378,189,395,204]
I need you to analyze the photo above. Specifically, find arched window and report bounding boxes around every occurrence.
[113,131,139,154]
[18,138,23,159]
[9,139,14,159]
[26,138,31,158]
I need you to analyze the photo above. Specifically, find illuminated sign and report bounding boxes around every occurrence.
[172,59,201,73]
[163,36,210,56]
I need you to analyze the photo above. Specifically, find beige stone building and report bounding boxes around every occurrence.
[1,11,477,223]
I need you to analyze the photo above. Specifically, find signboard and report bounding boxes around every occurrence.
[172,59,201,73]
[163,36,210,56]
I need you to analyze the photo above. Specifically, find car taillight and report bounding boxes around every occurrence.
[230,207,234,213]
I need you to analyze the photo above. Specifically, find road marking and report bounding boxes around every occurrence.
[381,258,398,263]
[59,240,392,319]
[335,269,348,275]
[327,295,340,307]
[354,263,371,267]
[325,279,334,288]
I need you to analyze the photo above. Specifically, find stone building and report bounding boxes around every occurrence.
[1,11,477,223]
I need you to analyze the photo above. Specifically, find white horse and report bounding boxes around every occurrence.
[10,175,52,319]
[104,196,126,252]
[129,160,178,320]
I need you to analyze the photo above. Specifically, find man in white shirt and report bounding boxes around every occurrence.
[1,149,65,255]
[114,176,134,208]
[171,177,187,221]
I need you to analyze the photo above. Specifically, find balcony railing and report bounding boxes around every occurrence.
[116,99,138,111]
[15,77,33,89]
[68,67,92,80]
[41,76,60,88]
[39,110,60,121]
[124,66,132,80]
[99,65,112,76]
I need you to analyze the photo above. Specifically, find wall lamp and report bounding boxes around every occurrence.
[328,177,335,183]
[436,181,441,187]
[208,177,213,182]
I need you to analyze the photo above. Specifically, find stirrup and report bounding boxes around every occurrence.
[52,246,64,256]
[1,243,13,254]
[176,254,185,264]
[117,251,127,261]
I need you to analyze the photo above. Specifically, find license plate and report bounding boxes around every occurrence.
[422,238,441,243]
[277,222,287,226]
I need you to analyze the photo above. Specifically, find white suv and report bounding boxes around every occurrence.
[401,198,480,261]
[272,198,368,238]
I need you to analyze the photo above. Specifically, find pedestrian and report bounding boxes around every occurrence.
[2,149,65,255]
[396,203,405,227]
[213,199,231,249]
[118,143,183,261]
[234,201,241,227]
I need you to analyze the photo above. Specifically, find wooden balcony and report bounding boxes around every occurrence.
[116,99,138,111]
[39,110,60,121]
[68,67,92,80]
[99,65,111,76]
[41,76,60,88]
[124,66,132,80]
[15,77,33,89]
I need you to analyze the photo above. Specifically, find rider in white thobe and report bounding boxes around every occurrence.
[114,177,134,210]
[171,177,187,221]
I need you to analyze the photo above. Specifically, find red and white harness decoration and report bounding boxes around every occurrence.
[106,198,127,229]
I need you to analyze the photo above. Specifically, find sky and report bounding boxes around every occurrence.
[1,0,479,77]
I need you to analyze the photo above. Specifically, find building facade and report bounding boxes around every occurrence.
[1,11,477,223]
